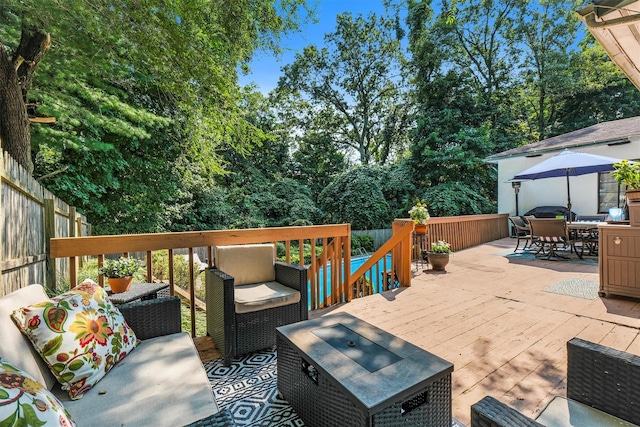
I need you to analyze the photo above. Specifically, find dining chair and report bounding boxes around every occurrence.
[528,218,577,260]
[508,216,532,252]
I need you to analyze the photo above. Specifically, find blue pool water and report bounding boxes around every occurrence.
[309,254,393,309]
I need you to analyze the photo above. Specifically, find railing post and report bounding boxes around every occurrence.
[344,225,351,302]
[44,198,56,293]
[392,220,413,287]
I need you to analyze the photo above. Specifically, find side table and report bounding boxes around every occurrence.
[107,282,170,306]
[413,231,428,271]
[277,313,453,426]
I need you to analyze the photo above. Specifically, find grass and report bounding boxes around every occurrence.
[181,301,207,337]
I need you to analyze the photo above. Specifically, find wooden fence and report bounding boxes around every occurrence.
[0,152,89,297]
[426,214,509,252]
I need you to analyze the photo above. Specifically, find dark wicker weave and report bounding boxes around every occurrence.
[277,333,452,427]
[470,396,544,427]
[182,409,235,427]
[107,282,170,305]
[470,338,640,427]
[567,337,640,425]
[119,296,182,340]
[205,262,308,366]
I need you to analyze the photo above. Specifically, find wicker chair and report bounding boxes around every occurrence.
[471,338,640,427]
[528,218,577,260]
[205,244,308,366]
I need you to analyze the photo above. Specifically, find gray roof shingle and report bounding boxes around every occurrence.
[486,116,640,161]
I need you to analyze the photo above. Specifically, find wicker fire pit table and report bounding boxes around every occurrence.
[276,312,453,427]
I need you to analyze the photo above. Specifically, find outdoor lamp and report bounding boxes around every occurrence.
[512,181,521,216]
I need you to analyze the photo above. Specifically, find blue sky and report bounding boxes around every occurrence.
[239,0,389,93]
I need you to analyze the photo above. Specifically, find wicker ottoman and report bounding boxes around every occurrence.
[276,313,453,427]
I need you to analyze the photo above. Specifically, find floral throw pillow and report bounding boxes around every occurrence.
[11,280,138,400]
[0,358,76,426]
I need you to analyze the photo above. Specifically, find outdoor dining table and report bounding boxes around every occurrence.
[567,221,603,257]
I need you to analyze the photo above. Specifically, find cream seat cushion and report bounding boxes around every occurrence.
[234,282,301,314]
[215,244,276,286]
[53,332,218,426]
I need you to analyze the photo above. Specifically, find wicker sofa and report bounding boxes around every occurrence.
[0,284,234,426]
[471,337,640,427]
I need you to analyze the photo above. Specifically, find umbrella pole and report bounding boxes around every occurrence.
[566,171,572,222]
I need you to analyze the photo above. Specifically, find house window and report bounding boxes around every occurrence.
[598,172,625,213]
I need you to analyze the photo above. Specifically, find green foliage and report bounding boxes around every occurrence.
[424,182,496,217]
[99,257,142,278]
[276,11,409,165]
[351,234,374,254]
[151,251,193,289]
[276,242,323,265]
[430,240,452,253]
[612,160,640,190]
[180,302,207,337]
[319,166,392,229]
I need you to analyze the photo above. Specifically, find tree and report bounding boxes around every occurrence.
[318,166,393,229]
[0,0,312,173]
[514,0,582,141]
[405,0,499,214]
[552,36,640,134]
[292,132,348,203]
[276,12,409,165]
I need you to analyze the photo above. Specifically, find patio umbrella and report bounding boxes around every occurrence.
[512,149,622,218]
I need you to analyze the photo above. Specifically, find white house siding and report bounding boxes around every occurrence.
[496,138,640,217]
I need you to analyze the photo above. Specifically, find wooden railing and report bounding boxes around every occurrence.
[425,214,509,252]
[305,219,414,311]
[48,215,508,336]
[50,225,351,336]
[347,219,414,301]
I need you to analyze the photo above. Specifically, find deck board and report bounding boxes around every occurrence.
[198,237,640,426]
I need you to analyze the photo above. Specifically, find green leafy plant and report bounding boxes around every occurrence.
[98,256,142,278]
[612,160,640,190]
[409,200,430,224]
[430,240,452,254]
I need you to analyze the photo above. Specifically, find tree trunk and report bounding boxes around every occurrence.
[0,28,50,173]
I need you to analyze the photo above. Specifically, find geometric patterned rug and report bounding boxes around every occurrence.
[204,349,467,426]
[204,349,302,426]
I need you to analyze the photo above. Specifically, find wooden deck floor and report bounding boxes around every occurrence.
[197,237,640,425]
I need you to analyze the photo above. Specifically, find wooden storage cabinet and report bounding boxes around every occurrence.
[599,224,640,298]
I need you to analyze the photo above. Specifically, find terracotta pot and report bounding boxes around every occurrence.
[414,223,428,235]
[427,252,450,272]
[108,276,133,293]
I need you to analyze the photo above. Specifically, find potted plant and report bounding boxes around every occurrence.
[423,240,452,272]
[98,256,142,293]
[409,200,430,234]
[612,160,640,226]
[612,159,640,199]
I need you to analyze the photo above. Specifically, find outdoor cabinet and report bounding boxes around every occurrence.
[599,224,640,298]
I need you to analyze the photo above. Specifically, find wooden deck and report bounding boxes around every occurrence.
[197,237,640,425]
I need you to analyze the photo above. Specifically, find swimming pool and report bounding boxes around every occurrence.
[308,254,393,309]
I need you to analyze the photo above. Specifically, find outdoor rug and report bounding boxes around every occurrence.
[205,349,466,426]
[543,277,600,300]
[497,249,598,266]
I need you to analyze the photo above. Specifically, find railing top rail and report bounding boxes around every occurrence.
[50,224,351,258]
[424,214,508,224]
